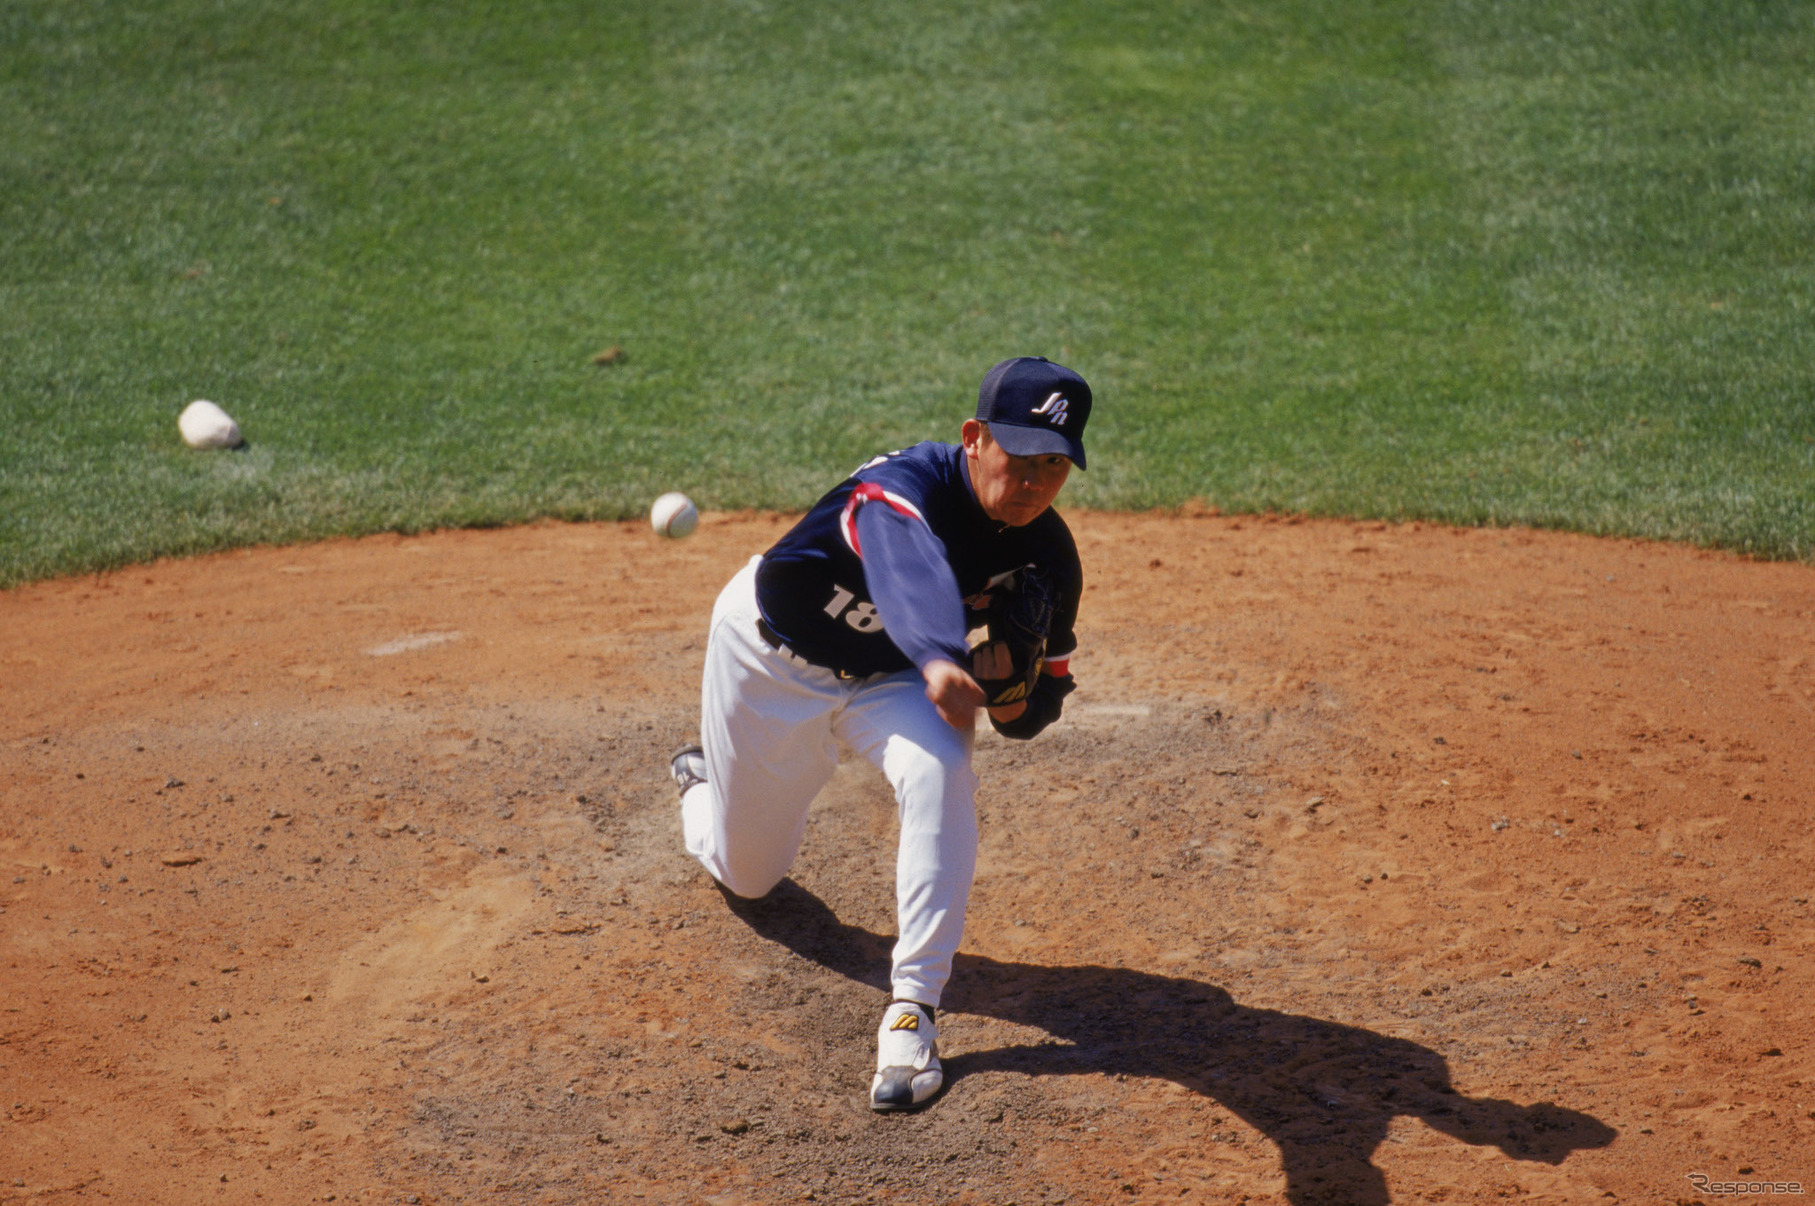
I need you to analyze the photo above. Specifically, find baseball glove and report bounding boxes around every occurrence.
[974,566,1056,708]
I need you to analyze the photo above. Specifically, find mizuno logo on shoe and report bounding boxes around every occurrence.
[890,1013,920,1032]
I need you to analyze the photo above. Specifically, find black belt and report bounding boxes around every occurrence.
[755,617,867,681]
[754,616,790,652]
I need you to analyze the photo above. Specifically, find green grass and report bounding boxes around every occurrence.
[3,0,1812,586]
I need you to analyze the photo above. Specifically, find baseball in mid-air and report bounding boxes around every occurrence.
[177,399,243,449]
[650,491,699,539]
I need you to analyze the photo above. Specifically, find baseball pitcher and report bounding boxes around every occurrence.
[671,356,1092,1110]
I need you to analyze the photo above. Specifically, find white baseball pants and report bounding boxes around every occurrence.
[682,557,979,1007]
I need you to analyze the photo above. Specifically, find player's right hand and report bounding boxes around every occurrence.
[922,658,986,729]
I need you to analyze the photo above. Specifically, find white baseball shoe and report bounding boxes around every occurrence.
[669,743,707,796]
[870,1000,942,1111]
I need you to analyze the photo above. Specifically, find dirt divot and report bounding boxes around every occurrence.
[2,512,1811,1204]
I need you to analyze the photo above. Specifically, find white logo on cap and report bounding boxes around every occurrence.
[1031,392,1069,426]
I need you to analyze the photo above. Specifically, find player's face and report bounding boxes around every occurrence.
[963,420,1072,527]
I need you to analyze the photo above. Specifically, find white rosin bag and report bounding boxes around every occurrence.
[178,399,243,449]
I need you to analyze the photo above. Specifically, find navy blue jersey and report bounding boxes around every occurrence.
[754,441,1080,739]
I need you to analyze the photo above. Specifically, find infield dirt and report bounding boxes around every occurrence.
[2,511,1812,1205]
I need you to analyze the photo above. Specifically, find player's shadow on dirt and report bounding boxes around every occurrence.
[721,880,1615,1206]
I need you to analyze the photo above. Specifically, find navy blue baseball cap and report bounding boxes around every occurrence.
[975,356,1092,469]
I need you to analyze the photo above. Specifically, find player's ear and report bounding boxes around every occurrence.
[960,419,987,455]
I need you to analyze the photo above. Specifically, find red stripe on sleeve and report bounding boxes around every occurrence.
[840,482,928,557]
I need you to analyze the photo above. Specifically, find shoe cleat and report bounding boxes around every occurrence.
[669,743,707,795]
